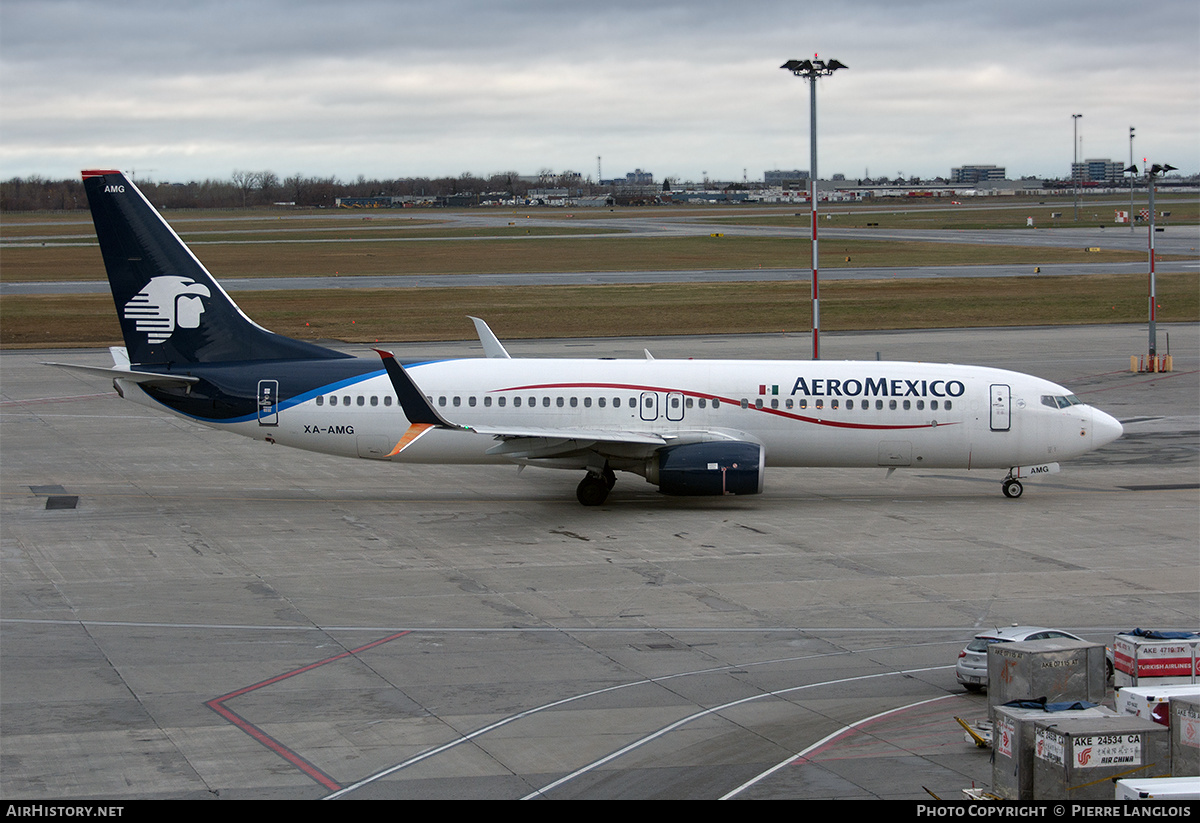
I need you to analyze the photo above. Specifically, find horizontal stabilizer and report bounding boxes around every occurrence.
[43,361,199,386]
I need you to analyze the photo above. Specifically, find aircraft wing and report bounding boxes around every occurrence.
[473,424,667,445]
[477,427,756,460]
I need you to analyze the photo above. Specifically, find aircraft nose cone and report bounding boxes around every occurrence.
[1092,408,1123,448]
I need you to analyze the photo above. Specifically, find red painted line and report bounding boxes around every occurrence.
[492,381,952,431]
[791,694,960,766]
[204,630,411,791]
[1080,368,1199,394]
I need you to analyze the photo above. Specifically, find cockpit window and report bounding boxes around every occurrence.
[1041,394,1084,409]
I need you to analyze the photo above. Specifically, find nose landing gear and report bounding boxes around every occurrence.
[1002,476,1023,498]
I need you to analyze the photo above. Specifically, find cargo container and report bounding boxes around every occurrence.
[987,638,1108,719]
[1172,695,1200,775]
[1115,776,1200,799]
[1033,716,1170,800]
[1113,631,1200,687]
[1115,683,1200,724]
[992,704,1116,800]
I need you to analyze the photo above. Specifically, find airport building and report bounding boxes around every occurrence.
[950,164,1007,184]
[764,169,809,187]
[1072,158,1123,184]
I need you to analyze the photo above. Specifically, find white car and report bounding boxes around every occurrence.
[955,626,1113,692]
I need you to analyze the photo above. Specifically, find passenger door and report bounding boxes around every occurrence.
[990,384,1011,432]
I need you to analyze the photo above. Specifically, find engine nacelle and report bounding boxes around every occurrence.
[647,441,765,496]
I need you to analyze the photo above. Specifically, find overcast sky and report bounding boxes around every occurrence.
[2,0,1196,184]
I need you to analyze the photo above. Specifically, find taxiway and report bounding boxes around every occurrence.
[1,323,1196,799]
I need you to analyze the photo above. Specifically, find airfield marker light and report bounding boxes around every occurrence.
[781,55,847,360]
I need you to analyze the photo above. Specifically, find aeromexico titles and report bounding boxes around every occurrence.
[51,170,1123,506]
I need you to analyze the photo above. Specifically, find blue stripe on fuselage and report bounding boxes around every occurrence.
[135,357,457,424]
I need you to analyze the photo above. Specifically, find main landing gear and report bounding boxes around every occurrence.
[576,466,617,506]
[1002,476,1023,499]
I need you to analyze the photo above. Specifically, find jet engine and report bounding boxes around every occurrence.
[645,441,765,496]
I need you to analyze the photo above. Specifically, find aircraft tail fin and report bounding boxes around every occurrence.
[81,170,347,366]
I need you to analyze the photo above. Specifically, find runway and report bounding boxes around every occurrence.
[3,215,1197,296]
[1,323,1197,799]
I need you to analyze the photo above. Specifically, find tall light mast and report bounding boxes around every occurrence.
[781,56,847,360]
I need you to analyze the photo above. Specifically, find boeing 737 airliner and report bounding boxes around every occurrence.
[53,170,1123,505]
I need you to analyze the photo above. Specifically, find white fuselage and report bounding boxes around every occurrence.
[119,357,1123,475]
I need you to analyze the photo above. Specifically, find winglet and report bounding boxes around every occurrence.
[375,349,471,457]
[374,349,457,430]
[468,316,511,359]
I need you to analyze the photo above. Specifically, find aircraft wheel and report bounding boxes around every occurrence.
[1002,479,1023,499]
[602,466,617,490]
[577,474,610,506]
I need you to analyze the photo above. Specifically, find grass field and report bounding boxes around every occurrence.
[2,194,1195,348]
[0,235,1157,283]
[3,273,1195,348]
